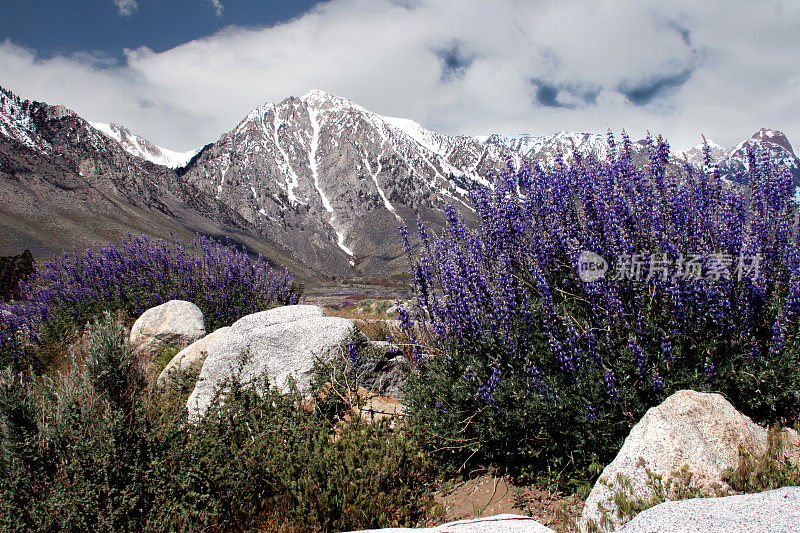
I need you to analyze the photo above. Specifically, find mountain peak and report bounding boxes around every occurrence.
[682,138,727,166]
[751,128,796,157]
[300,89,336,101]
[299,89,359,111]
[715,128,800,186]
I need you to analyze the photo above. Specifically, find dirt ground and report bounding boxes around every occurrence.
[427,474,583,531]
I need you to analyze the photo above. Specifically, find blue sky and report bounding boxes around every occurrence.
[3,0,320,59]
[2,1,799,154]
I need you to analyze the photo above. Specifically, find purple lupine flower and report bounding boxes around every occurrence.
[392,132,798,424]
[346,341,360,365]
[2,233,300,366]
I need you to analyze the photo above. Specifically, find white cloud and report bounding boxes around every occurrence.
[2,0,799,153]
[207,0,224,17]
[113,0,137,17]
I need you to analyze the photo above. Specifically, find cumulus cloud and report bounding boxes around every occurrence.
[2,0,799,153]
[113,0,137,17]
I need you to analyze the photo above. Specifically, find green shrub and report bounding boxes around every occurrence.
[586,463,724,532]
[0,314,439,532]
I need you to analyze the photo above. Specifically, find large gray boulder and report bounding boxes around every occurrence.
[129,300,205,357]
[618,487,800,532]
[186,305,356,420]
[348,514,556,533]
[157,326,231,386]
[226,304,324,332]
[580,390,799,532]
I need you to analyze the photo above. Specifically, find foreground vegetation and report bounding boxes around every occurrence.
[399,133,800,490]
[0,234,301,370]
[1,133,799,530]
[0,236,439,531]
[0,314,439,532]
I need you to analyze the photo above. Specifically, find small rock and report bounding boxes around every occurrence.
[618,487,800,533]
[370,340,404,357]
[129,300,205,357]
[355,394,406,428]
[0,249,35,302]
[352,341,410,399]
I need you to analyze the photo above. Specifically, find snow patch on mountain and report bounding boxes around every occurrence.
[308,107,354,262]
[382,116,447,155]
[266,109,306,206]
[363,154,401,222]
[90,122,199,169]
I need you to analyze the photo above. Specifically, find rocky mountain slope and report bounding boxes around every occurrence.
[681,129,799,186]
[177,90,520,277]
[90,122,199,169]
[1,84,797,282]
[0,85,314,280]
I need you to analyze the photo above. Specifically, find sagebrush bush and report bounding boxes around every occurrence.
[0,314,439,532]
[399,133,800,488]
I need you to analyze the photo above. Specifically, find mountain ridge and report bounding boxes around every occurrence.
[0,84,319,281]
[90,122,199,169]
[1,84,797,282]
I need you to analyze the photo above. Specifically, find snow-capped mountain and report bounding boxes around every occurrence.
[681,139,727,168]
[487,131,611,165]
[178,90,517,276]
[0,85,311,278]
[90,122,199,169]
[716,128,800,184]
[2,83,798,281]
[678,129,799,186]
